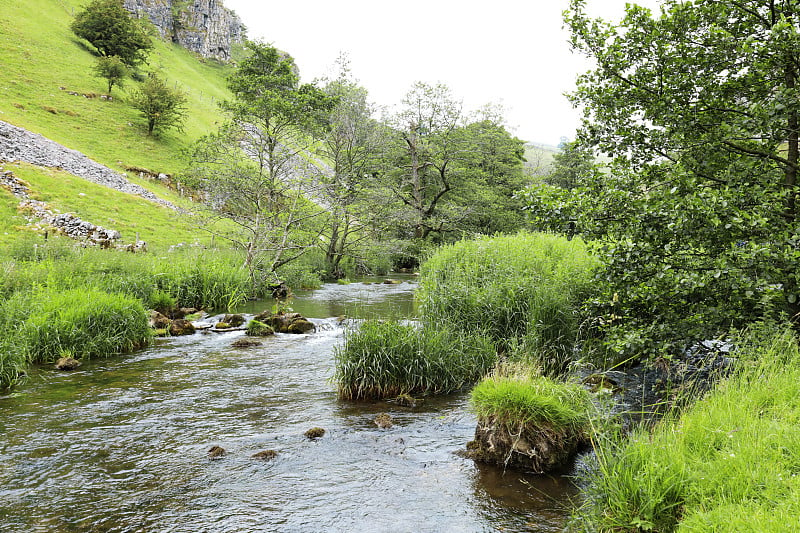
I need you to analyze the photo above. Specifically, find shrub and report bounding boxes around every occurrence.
[334,320,496,400]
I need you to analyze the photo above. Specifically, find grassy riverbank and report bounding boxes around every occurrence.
[574,325,800,532]
[0,239,260,389]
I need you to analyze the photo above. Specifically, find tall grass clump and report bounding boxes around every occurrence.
[417,233,599,373]
[573,325,800,532]
[18,288,151,364]
[334,320,496,400]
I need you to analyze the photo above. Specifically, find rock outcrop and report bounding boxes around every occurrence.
[124,0,244,61]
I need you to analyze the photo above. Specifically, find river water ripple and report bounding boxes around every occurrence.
[0,279,575,532]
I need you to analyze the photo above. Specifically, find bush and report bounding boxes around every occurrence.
[417,232,599,373]
[334,320,496,400]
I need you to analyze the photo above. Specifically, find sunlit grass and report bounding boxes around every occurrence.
[573,325,800,532]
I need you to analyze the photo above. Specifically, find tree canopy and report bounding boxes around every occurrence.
[71,0,152,67]
[521,0,800,357]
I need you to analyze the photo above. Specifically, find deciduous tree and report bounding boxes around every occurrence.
[186,41,336,286]
[533,0,800,356]
[129,73,187,135]
[71,0,152,67]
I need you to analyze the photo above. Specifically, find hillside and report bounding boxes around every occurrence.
[0,0,236,246]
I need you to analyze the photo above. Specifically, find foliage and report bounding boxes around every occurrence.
[70,0,152,67]
[185,41,336,284]
[379,83,528,240]
[543,139,600,191]
[93,55,128,94]
[334,320,496,400]
[524,0,800,359]
[573,326,800,532]
[471,372,591,431]
[129,73,188,136]
[417,233,599,374]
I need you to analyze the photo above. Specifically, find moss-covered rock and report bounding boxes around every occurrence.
[55,356,81,371]
[223,313,245,327]
[252,450,278,461]
[246,319,274,337]
[232,337,262,347]
[169,318,195,336]
[304,427,325,439]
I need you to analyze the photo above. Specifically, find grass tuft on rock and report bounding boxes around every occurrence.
[471,372,591,431]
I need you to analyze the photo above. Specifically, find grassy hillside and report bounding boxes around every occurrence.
[0,0,231,173]
[524,142,558,176]
[0,0,236,246]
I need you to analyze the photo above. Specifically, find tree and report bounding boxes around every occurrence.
[544,0,800,356]
[129,73,187,135]
[316,65,390,278]
[380,83,527,240]
[71,0,152,67]
[544,139,600,190]
[186,41,336,285]
[93,55,128,94]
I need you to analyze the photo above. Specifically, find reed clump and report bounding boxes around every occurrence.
[19,288,152,364]
[417,232,599,374]
[573,325,800,532]
[334,320,496,400]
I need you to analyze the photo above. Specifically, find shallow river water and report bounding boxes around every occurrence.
[0,278,576,532]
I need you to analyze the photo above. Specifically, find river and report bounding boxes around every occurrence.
[0,277,576,532]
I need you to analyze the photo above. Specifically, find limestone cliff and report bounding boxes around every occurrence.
[123,0,244,61]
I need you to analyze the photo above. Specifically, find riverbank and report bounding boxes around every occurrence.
[572,325,800,531]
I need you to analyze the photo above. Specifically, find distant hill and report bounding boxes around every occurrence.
[523,142,560,177]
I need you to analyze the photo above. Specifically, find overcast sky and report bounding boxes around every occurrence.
[224,0,662,146]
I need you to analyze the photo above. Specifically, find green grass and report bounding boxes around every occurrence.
[417,232,600,374]
[0,287,151,389]
[0,0,231,175]
[573,325,800,532]
[0,240,253,308]
[1,162,217,247]
[334,320,497,400]
[471,372,591,431]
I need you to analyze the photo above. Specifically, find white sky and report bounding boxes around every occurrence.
[224,0,662,145]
